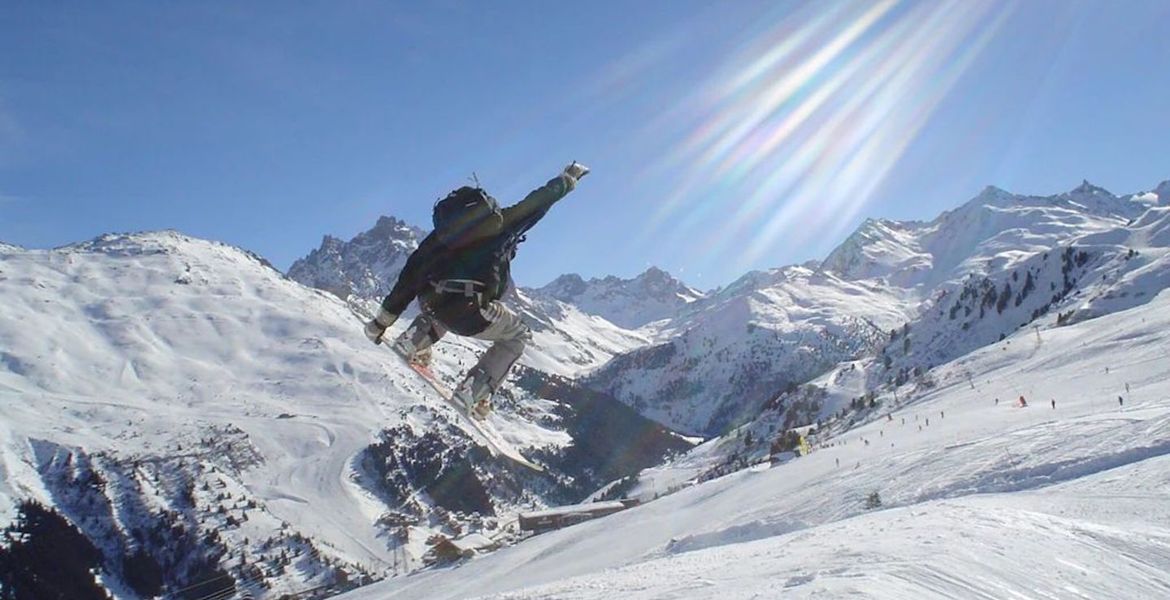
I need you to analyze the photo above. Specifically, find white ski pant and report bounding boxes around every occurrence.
[397,300,531,392]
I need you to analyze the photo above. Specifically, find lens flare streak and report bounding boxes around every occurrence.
[639,1,1014,275]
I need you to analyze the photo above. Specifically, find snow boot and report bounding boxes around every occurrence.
[453,367,494,420]
[392,314,444,367]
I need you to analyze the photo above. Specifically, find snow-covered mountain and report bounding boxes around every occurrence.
[715,208,1170,480]
[503,288,653,377]
[288,216,424,300]
[341,276,1170,600]
[0,231,687,598]
[588,180,1169,437]
[536,267,704,329]
[587,266,911,436]
[6,178,1169,599]
[820,181,1153,288]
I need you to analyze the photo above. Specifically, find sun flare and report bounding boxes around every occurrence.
[641,1,1015,275]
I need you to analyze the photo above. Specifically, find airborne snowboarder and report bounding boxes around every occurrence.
[364,162,590,419]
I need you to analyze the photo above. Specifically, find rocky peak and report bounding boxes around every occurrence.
[542,273,589,298]
[634,267,700,299]
[1068,179,1112,197]
[1156,180,1170,204]
[369,216,413,237]
[288,215,425,300]
[319,235,344,251]
[639,266,671,281]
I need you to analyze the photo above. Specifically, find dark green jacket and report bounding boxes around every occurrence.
[380,174,575,317]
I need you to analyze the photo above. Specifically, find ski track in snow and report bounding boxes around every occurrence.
[344,288,1170,600]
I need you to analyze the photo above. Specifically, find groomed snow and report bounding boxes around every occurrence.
[342,287,1170,599]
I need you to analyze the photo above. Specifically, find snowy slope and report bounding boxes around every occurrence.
[1070,206,1170,320]
[505,288,652,377]
[588,265,911,435]
[341,285,1170,600]
[0,231,686,596]
[0,232,410,592]
[663,201,1170,479]
[536,267,704,329]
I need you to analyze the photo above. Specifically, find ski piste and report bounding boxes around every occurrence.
[349,301,544,472]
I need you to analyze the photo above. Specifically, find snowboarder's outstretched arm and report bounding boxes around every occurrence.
[501,162,589,237]
[365,233,444,344]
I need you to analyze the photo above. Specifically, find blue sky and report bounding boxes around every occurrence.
[2,1,1168,289]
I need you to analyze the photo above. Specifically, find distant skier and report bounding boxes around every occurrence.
[1051,399,1056,410]
[1018,395,1027,408]
[364,162,591,419]
[1118,395,1124,408]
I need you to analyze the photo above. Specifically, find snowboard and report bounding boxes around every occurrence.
[397,354,545,472]
[349,300,543,471]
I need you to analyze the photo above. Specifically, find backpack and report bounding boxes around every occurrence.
[432,187,502,244]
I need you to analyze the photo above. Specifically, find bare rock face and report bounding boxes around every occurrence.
[288,216,424,300]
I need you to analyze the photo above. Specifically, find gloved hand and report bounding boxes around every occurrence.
[364,307,398,345]
[563,161,590,182]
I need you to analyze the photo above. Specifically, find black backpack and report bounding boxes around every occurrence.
[432,187,502,244]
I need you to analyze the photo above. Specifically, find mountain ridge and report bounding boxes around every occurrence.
[588,178,1170,435]
[536,266,704,329]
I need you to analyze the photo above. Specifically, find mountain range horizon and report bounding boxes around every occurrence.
[3,169,1169,596]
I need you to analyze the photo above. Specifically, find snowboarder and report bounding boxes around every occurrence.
[364,162,591,419]
[1018,395,1027,408]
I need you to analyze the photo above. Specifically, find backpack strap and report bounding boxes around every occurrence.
[431,279,487,305]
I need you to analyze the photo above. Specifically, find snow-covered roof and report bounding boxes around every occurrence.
[450,533,497,552]
[519,500,627,520]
